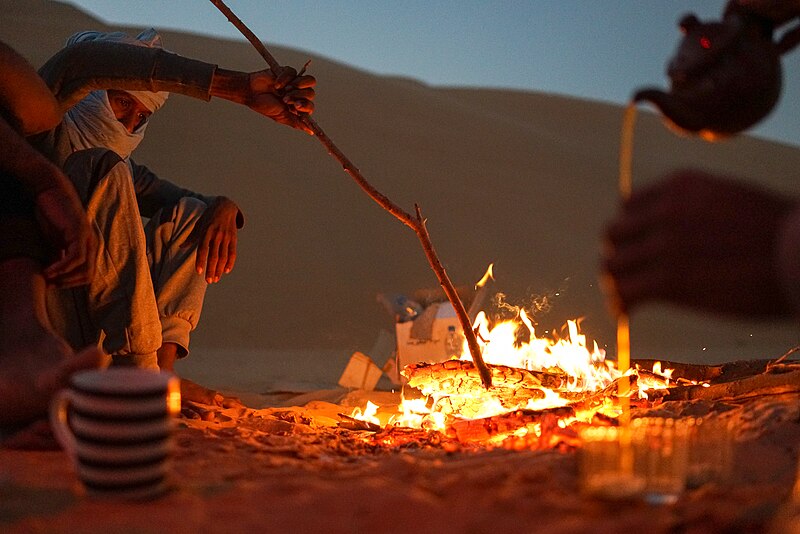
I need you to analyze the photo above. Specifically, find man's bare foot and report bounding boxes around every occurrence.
[156,342,244,415]
[179,377,243,409]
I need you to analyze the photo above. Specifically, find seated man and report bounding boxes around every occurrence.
[0,40,100,432]
[32,29,315,403]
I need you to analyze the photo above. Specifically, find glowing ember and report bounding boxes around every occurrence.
[350,401,381,427]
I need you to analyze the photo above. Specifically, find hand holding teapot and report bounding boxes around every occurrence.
[635,0,800,140]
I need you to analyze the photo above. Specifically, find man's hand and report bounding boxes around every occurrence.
[36,180,96,287]
[210,64,316,134]
[247,65,316,134]
[602,169,796,318]
[733,0,800,26]
[190,197,240,284]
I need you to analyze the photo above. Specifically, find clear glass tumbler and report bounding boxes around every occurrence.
[631,417,689,505]
[579,417,689,504]
[685,415,734,488]
[578,425,645,500]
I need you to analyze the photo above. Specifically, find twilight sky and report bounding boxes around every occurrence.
[65,0,800,146]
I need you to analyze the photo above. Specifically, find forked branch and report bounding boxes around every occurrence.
[209,0,492,388]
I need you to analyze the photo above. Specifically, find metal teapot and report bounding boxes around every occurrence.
[634,5,782,140]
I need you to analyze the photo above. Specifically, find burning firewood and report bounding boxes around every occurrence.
[404,360,566,394]
[633,367,671,388]
[664,368,800,402]
[400,359,644,444]
[446,406,574,443]
[404,360,642,406]
[403,360,560,417]
[567,374,638,404]
[338,413,382,432]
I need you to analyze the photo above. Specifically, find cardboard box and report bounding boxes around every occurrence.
[338,352,383,390]
[396,302,460,378]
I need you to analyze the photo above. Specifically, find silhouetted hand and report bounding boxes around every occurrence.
[603,169,796,317]
[36,179,96,287]
[734,0,800,26]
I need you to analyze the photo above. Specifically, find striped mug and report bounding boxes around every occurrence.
[49,368,181,499]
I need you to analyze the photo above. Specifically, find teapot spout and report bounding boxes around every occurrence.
[633,87,708,135]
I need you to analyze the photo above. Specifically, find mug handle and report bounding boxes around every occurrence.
[49,389,77,460]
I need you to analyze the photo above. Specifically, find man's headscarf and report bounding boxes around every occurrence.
[62,28,170,159]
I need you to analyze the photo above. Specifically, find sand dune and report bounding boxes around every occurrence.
[4,0,800,387]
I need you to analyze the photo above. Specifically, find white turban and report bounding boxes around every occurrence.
[63,28,170,159]
[66,29,170,112]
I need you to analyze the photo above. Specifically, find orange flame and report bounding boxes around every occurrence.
[349,286,679,439]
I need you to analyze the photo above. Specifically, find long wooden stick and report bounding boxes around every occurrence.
[209,0,493,389]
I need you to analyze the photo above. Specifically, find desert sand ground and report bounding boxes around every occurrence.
[2,388,800,533]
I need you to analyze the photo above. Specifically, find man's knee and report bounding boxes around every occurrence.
[149,197,208,253]
[160,197,207,226]
[177,197,208,218]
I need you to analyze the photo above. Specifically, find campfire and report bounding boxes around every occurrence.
[347,308,690,450]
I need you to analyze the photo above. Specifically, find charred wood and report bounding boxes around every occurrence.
[663,368,800,402]
[446,406,574,443]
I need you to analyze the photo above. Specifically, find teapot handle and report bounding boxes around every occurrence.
[777,23,800,54]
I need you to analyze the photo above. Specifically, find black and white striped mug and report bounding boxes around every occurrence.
[49,368,181,499]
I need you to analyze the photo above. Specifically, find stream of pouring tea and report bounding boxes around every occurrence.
[618,103,637,424]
